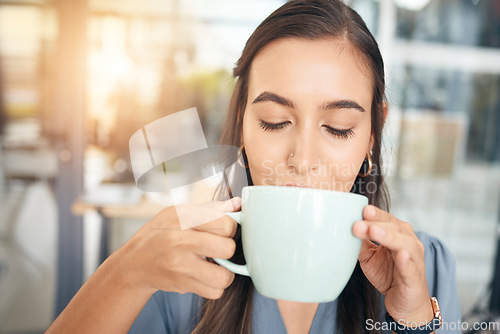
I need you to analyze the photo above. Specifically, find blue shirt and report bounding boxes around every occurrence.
[129,232,462,333]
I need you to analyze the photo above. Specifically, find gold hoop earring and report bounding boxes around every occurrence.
[237,144,249,168]
[358,153,373,177]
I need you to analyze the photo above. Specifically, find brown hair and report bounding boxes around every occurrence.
[193,0,389,333]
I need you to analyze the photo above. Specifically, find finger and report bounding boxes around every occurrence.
[363,223,423,262]
[175,197,241,232]
[192,214,238,238]
[352,220,369,239]
[354,220,424,279]
[188,257,236,290]
[363,205,395,222]
[190,197,240,236]
[221,197,242,212]
[357,216,414,236]
[353,220,386,241]
[189,232,237,259]
[177,275,227,300]
[352,221,380,258]
[203,197,241,212]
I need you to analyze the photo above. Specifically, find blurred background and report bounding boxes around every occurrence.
[0,0,499,333]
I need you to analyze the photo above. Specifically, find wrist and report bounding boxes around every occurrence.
[47,250,157,334]
[104,248,157,297]
[386,297,442,334]
[387,291,435,326]
[389,302,434,328]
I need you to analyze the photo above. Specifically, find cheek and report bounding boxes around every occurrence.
[245,116,300,186]
[326,145,365,185]
[243,117,285,183]
[317,126,371,190]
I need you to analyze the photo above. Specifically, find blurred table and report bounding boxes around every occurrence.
[71,193,167,218]
[71,184,168,264]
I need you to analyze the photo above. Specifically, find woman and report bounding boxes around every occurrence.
[47,1,461,333]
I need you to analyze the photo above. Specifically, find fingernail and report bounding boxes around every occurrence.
[367,206,375,217]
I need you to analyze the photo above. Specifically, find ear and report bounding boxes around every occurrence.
[382,101,388,125]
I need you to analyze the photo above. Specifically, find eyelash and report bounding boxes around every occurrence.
[259,120,291,131]
[323,125,355,140]
[258,120,355,140]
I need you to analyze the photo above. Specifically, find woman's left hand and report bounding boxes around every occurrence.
[352,205,434,325]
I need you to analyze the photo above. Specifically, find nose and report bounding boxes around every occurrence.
[288,123,322,175]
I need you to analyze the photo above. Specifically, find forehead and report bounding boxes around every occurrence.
[248,37,373,101]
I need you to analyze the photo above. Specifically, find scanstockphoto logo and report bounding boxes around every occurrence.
[129,108,248,230]
[365,319,500,332]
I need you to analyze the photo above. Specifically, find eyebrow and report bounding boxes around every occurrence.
[252,92,294,108]
[252,91,366,113]
[322,100,366,113]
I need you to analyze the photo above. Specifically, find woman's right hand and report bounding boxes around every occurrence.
[111,196,241,300]
[46,197,241,334]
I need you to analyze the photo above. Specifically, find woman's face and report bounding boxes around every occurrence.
[242,38,374,192]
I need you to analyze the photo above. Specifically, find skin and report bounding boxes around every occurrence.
[242,37,434,331]
[243,38,373,191]
[47,37,434,334]
[46,199,241,334]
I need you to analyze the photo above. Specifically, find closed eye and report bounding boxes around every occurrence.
[259,120,354,140]
[322,125,355,140]
[259,120,291,131]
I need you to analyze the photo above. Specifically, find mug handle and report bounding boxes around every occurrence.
[212,212,250,277]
